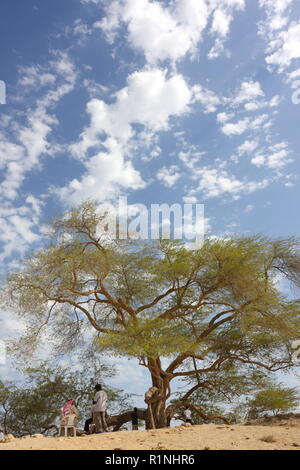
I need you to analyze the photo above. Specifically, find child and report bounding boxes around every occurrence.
[184,406,193,424]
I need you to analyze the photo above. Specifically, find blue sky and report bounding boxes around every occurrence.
[0,0,300,399]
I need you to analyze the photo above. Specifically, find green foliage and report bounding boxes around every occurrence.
[0,361,131,436]
[245,385,299,418]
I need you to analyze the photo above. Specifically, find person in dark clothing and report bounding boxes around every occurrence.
[131,407,139,430]
[84,416,93,433]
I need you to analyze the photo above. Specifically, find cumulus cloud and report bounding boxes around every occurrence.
[60,68,195,204]
[94,0,246,64]
[96,0,209,64]
[58,138,146,205]
[71,68,192,158]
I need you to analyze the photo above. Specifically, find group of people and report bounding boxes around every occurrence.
[60,384,142,435]
[60,383,109,435]
[59,385,193,435]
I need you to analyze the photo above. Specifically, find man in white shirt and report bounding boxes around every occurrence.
[93,384,108,433]
[184,406,193,424]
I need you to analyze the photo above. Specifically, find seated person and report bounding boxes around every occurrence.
[60,399,79,432]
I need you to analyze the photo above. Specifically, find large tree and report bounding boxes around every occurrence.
[4,202,300,428]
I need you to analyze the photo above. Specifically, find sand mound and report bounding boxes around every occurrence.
[244,413,300,427]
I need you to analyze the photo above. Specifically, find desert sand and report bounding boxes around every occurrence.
[1,421,300,450]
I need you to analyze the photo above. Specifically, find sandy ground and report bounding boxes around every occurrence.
[1,421,300,450]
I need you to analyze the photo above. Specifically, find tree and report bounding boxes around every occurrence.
[170,363,271,424]
[0,360,131,436]
[243,385,299,419]
[4,202,300,428]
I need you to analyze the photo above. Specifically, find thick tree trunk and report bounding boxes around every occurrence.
[145,357,169,429]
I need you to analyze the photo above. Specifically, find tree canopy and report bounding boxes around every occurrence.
[242,384,299,419]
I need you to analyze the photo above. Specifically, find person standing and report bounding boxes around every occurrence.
[93,384,108,433]
[131,407,139,430]
[184,406,193,424]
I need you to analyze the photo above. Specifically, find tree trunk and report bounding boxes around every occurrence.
[145,357,169,429]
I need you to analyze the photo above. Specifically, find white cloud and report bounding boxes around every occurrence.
[217,111,234,123]
[182,196,198,204]
[0,52,77,201]
[195,166,270,199]
[232,80,265,105]
[71,68,192,158]
[71,18,93,41]
[244,94,281,111]
[287,68,300,81]
[95,0,246,64]
[259,0,293,32]
[0,197,43,262]
[96,0,209,64]
[267,148,291,168]
[18,66,56,88]
[157,165,181,187]
[208,0,245,58]
[221,114,269,136]
[221,117,249,135]
[192,84,221,113]
[211,8,231,37]
[251,154,266,167]
[62,68,194,204]
[58,137,145,205]
[265,22,300,71]
[237,139,259,156]
[251,142,292,169]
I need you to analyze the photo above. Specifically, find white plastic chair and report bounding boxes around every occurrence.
[59,414,77,437]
